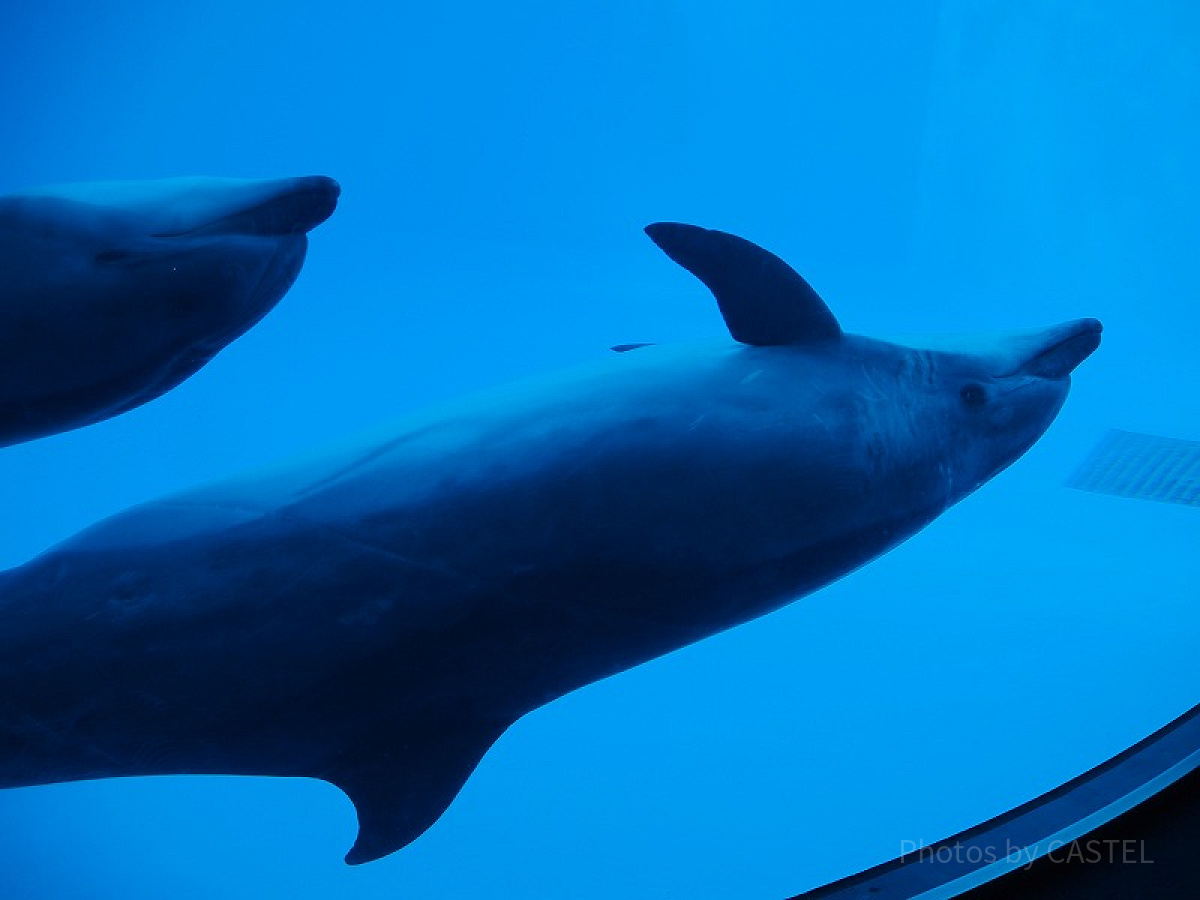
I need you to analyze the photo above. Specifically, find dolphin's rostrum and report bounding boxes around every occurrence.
[0,224,1100,864]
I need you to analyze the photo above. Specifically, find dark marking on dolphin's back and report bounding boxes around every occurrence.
[611,342,655,353]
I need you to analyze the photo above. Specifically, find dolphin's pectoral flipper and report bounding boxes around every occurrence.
[326,716,511,865]
[644,222,842,347]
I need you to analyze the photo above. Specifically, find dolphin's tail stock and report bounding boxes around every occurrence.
[321,713,514,864]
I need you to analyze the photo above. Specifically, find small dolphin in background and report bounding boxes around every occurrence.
[0,175,340,447]
[0,224,1099,864]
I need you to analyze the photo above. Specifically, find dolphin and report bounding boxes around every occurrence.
[0,223,1101,864]
[0,175,340,448]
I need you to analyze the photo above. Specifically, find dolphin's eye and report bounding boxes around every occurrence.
[960,384,987,408]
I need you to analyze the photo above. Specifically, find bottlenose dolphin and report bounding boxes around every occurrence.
[0,224,1100,864]
[0,175,339,448]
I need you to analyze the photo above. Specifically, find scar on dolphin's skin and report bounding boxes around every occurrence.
[0,175,339,448]
[0,222,1099,864]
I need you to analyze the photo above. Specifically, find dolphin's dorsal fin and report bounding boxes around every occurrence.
[325,716,510,865]
[645,222,841,346]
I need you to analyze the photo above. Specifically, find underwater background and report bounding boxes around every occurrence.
[0,2,1197,897]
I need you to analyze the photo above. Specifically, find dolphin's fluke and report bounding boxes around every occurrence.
[644,222,842,347]
[331,717,510,865]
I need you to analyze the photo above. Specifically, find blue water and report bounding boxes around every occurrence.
[1,2,1198,897]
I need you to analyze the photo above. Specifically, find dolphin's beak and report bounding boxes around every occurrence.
[997,318,1103,379]
[18,175,342,240]
[221,174,340,235]
[1016,318,1102,378]
[151,175,341,238]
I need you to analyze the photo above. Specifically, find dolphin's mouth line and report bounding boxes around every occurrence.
[1025,328,1102,378]
[999,318,1103,379]
[151,179,340,239]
